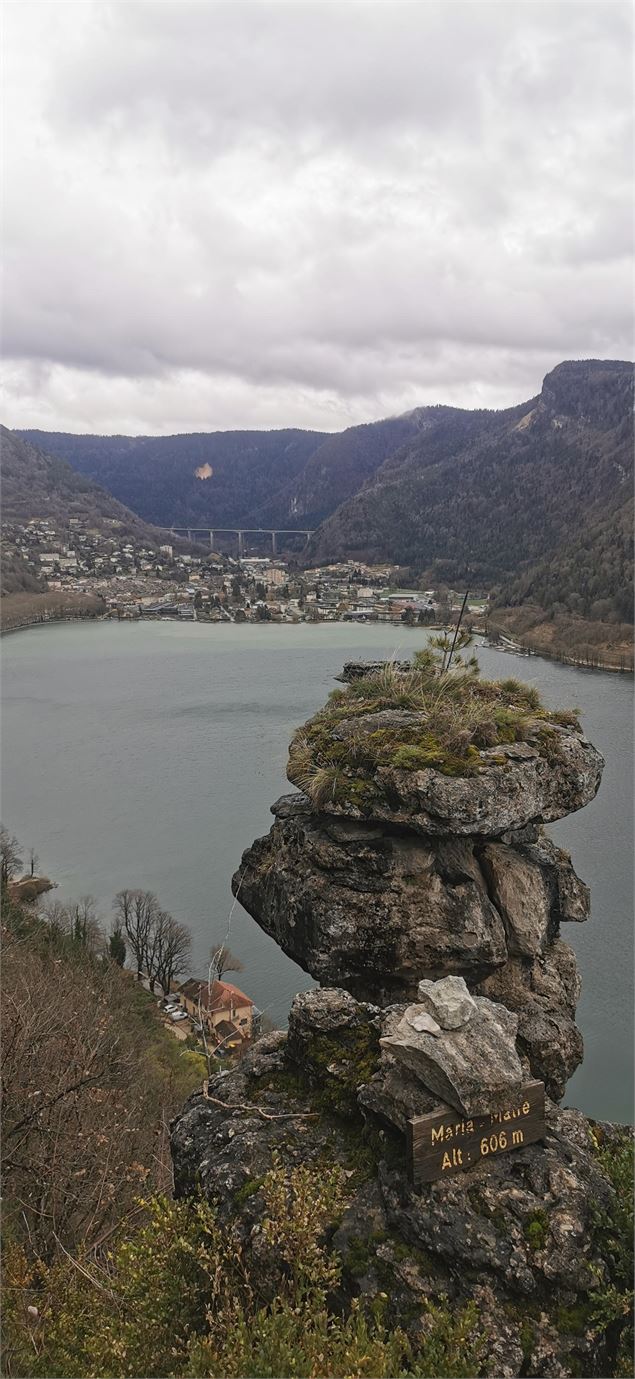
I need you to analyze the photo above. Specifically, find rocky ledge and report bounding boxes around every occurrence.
[172,990,633,1379]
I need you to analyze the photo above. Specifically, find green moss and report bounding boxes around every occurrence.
[519,1318,535,1364]
[388,1238,439,1273]
[523,1209,549,1251]
[304,1022,381,1119]
[344,1234,374,1277]
[554,1303,593,1335]
[233,1176,265,1207]
[334,777,380,808]
[535,725,564,764]
[248,1065,307,1100]
[287,652,578,792]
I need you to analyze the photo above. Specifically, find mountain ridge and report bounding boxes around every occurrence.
[13,359,634,628]
[306,359,634,623]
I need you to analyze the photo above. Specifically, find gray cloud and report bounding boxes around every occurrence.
[2,0,632,434]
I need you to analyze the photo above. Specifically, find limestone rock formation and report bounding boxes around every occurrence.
[236,796,509,1004]
[170,660,630,1377]
[233,659,603,1099]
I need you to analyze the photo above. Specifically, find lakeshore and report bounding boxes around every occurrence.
[3,590,633,677]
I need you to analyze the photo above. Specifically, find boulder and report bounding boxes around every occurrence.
[477,942,583,1099]
[336,660,411,682]
[380,995,523,1116]
[233,800,508,1003]
[417,974,478,1029]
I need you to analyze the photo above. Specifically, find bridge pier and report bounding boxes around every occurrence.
[271,530,277,556]
[238,530,245,559]
[209,530,215,550]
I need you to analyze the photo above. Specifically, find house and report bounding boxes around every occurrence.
[177,977,255,1047]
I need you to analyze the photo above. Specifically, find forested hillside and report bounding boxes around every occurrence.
[15,418,426,533]
[250,414,421,527]
[306,361,634,604]
[1,429,160,546]
[496,494,634,623]
[17,427,329,531]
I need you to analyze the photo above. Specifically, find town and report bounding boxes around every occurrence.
[2,513,487,627]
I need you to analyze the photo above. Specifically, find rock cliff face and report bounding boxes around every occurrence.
[171,660,632,1378]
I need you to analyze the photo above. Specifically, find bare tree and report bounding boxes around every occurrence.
[209,942,244,981]
[28,847,40,877]
[154,912,191,996]
[113,888,158,981]
[0,826,23,891]
[41,898,73,940]
[1,922,201,1263]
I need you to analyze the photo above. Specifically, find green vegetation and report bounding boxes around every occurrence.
[523,1209,549,1252]
[587,1129,634,1374]
[3,1162,487,1379]
[232,1176,266,1207]
[300,1021,381,1119]
[288,636,580,805]
[496,495,634,625]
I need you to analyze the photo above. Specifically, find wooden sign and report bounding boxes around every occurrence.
[408,1080,545,1188]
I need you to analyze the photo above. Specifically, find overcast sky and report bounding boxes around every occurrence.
[2,0,633,435]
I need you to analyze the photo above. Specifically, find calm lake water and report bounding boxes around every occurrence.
[2,621,633,1122]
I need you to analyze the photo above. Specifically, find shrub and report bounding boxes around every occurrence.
[2,1164,487,1379]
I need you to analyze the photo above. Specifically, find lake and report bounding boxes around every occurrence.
[2,620,632,1122]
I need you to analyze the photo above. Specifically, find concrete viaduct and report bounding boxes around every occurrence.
[163,526,315,557]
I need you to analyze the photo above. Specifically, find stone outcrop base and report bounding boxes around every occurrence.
[171,1012,631,1379]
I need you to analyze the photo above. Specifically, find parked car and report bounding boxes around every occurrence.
[169,1009,188,1022]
